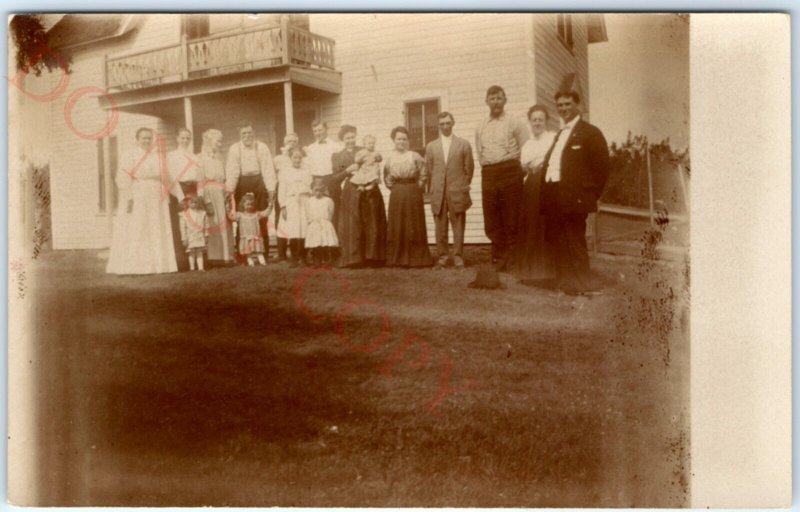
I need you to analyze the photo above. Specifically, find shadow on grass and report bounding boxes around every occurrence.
[28,250,686,507]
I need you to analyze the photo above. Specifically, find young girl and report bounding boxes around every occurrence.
[278,147,313,267]
[180,195,210,271]
[349,134,382,192]
[304,177,339,266]
[229,192,271,266]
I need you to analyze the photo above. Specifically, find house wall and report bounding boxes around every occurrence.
[46,14,597,250]
[533,13,591,131]
[48,15,181,249]
[311,13,537,245]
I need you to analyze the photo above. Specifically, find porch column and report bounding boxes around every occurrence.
[103,136,113,237]
[183,96,194,152]
[283,81,294,134]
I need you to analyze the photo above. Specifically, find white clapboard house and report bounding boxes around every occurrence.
[40,13,607,250]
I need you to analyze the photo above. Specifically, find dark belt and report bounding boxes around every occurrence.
[392,178,418,184]
[482,158,521,170]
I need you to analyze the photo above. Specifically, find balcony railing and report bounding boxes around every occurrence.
[105,23,336,91]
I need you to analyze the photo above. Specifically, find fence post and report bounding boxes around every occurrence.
[676,162,690,212]
[646,143,655,226]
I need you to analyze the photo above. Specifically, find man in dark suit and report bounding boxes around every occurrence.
[426,112,475,269]
[540,90,610,295]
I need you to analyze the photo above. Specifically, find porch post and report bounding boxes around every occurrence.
[283,81,294,134]
[183,96,194,152]
[103,137,113,238]
[181,32,195,152]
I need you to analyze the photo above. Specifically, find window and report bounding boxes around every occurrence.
[404,98,440,201]
[97,136,118,213]
[405,98,440,158]
[556,14,574,51]
[183,14,210,40]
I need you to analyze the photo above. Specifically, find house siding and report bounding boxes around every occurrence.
[533,14,591,131]
[311,13,535,244]
[43,14,602,250]
[48,15,181,249]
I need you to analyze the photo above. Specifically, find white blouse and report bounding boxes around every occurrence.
[520,131,556,170]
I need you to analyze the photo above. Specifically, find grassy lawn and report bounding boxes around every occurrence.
[26,244,689,507]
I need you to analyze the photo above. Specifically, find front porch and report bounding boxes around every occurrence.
[99,17,340,143]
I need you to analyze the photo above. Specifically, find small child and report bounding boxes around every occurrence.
[349,134,382,192]
[180,195,210,271]
[304,177,339,266]
[229,192,271,266]
[278,147,313,267]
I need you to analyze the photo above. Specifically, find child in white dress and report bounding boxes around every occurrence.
[278,147,313,267]
[350,134,382,192]
[180,195,210,271]
[228,192,271,266]
[304,177,339,266]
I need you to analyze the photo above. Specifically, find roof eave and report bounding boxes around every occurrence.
[49,14,139,50]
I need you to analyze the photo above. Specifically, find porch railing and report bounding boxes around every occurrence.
[105,22,336,91]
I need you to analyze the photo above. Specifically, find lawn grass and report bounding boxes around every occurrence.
[25,245,689,507]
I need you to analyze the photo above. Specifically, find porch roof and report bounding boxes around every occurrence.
[98,64,340,111]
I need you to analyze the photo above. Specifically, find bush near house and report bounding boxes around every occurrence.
[600,133,690,214]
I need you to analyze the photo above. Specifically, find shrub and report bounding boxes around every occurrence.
[600,132,689,213]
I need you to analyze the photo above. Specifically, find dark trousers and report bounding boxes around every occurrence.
[289,238,306,263]
[481,159,524,263]
[273,187,287,259]
[434,195,466,258]
[541,182,595,292]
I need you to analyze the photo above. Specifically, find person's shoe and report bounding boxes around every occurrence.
[453,255,465,270]
[435,255,449,269]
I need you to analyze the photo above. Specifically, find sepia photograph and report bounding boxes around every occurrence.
[5,11,782,508]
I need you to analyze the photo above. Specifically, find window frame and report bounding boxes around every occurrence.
[403,97,441,202]
[556,14,574,53]
[97,135,118,215]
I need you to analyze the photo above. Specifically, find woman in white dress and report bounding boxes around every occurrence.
[197,129,235,264]
[107,127,184,275]
[513,105,557,284]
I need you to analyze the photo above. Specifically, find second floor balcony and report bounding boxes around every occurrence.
[104,22,336,92]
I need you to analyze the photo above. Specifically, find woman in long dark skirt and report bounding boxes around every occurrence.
[384,126,433,268]
[335,125,387,267]
[167,128,197,271]
[513,104,557,285]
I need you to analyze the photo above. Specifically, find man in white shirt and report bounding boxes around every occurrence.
[475,85,529,271]
[305,120,342,177]
[225,121,276,260]
[539,90,610,295]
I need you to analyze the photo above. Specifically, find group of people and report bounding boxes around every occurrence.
[106,84,609,295]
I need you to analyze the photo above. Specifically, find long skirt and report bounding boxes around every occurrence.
[338,181,387,267]
[386,181,433,267]
[512,170,556,283]
[201,182,234,262]
[168,180,199,271]
[106,179,177,275]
